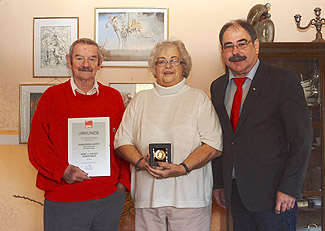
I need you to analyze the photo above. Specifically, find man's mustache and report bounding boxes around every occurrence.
[78,67,93,72]
[229,55,247,62]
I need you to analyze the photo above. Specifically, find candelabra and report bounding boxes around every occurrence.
[294,7,325,42]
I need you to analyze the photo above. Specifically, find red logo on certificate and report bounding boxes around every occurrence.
[85,120,93,128]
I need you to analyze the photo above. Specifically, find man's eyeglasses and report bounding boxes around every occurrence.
[223,40,252,52]
[155,59,184,67]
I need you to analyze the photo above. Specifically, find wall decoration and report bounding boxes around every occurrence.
[19,84,54,143]
[294,7,325,42]
[33,17,79,77]
[109,82,154,107]
[95,8,168,67]
[247,3,274,42]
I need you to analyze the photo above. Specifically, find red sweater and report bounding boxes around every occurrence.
[28,80,130,202]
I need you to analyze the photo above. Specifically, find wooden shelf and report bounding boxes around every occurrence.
[260,42,325,230]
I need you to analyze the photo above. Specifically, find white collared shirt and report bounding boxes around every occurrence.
[70,77,99,96]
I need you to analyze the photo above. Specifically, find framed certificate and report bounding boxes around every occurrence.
[68,117,110,176]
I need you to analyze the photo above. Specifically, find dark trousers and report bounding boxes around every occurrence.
[231,180,297,231]
[44,191,125,231]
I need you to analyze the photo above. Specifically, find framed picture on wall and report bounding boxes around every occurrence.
[33,17,79,78]
[19,84,54,143]
[109,82,154,107]
[95,8,168,67]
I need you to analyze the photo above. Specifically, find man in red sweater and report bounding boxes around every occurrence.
[28,38,130,231]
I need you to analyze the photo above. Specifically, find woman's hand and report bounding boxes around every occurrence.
[136,154,150,171]
[146,162,187,179]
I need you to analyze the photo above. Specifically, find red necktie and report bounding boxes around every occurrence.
[230,77,247,132]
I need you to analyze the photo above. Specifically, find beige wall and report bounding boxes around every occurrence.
[0,0,324,230]
[0,145,43,231]
[0,0,323,130]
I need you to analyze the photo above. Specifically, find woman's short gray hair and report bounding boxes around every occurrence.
[148,39,192,78]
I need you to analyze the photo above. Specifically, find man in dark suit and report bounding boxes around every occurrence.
[210,19,312,230]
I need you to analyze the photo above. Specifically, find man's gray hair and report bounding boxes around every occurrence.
[68,38,102,66]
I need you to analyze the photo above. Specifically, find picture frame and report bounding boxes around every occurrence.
[149,143,172,166]
[33,17,79,78]
[95,8,168,67]
[109,82,154,107]
[19,84,54,144]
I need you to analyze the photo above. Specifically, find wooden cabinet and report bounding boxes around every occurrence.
[260,42,325,230]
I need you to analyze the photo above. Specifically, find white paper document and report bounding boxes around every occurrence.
[68,117,110,177]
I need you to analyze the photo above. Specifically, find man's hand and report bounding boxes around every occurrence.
[117,183,126,193]
[62,165,91,184]
[213,188,226,209]
[275,191,296,214]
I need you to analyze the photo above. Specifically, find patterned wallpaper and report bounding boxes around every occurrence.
[0,80,19,130]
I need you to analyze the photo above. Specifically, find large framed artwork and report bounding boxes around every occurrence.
[33,17,79,78]
[95,8,168,67]
[109,82,154,107]
[19,84,54,143]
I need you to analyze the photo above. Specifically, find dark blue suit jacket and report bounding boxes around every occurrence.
[210,61,312,211]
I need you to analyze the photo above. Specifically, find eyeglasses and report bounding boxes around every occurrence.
[155,59,184,67]
[223,40,252,52]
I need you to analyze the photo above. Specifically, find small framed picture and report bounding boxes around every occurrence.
[33,17,79,77]
[109,82,154,107]
[149,143,172,166]
[95,8,168,67]
[19,84,54,143]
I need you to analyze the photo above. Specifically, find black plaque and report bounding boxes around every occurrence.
[149,143,171,166]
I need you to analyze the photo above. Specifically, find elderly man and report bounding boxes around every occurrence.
[28,38,130,231]
[210,20,312,230]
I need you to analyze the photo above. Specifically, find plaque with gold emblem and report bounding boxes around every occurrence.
[149,143,171,166]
